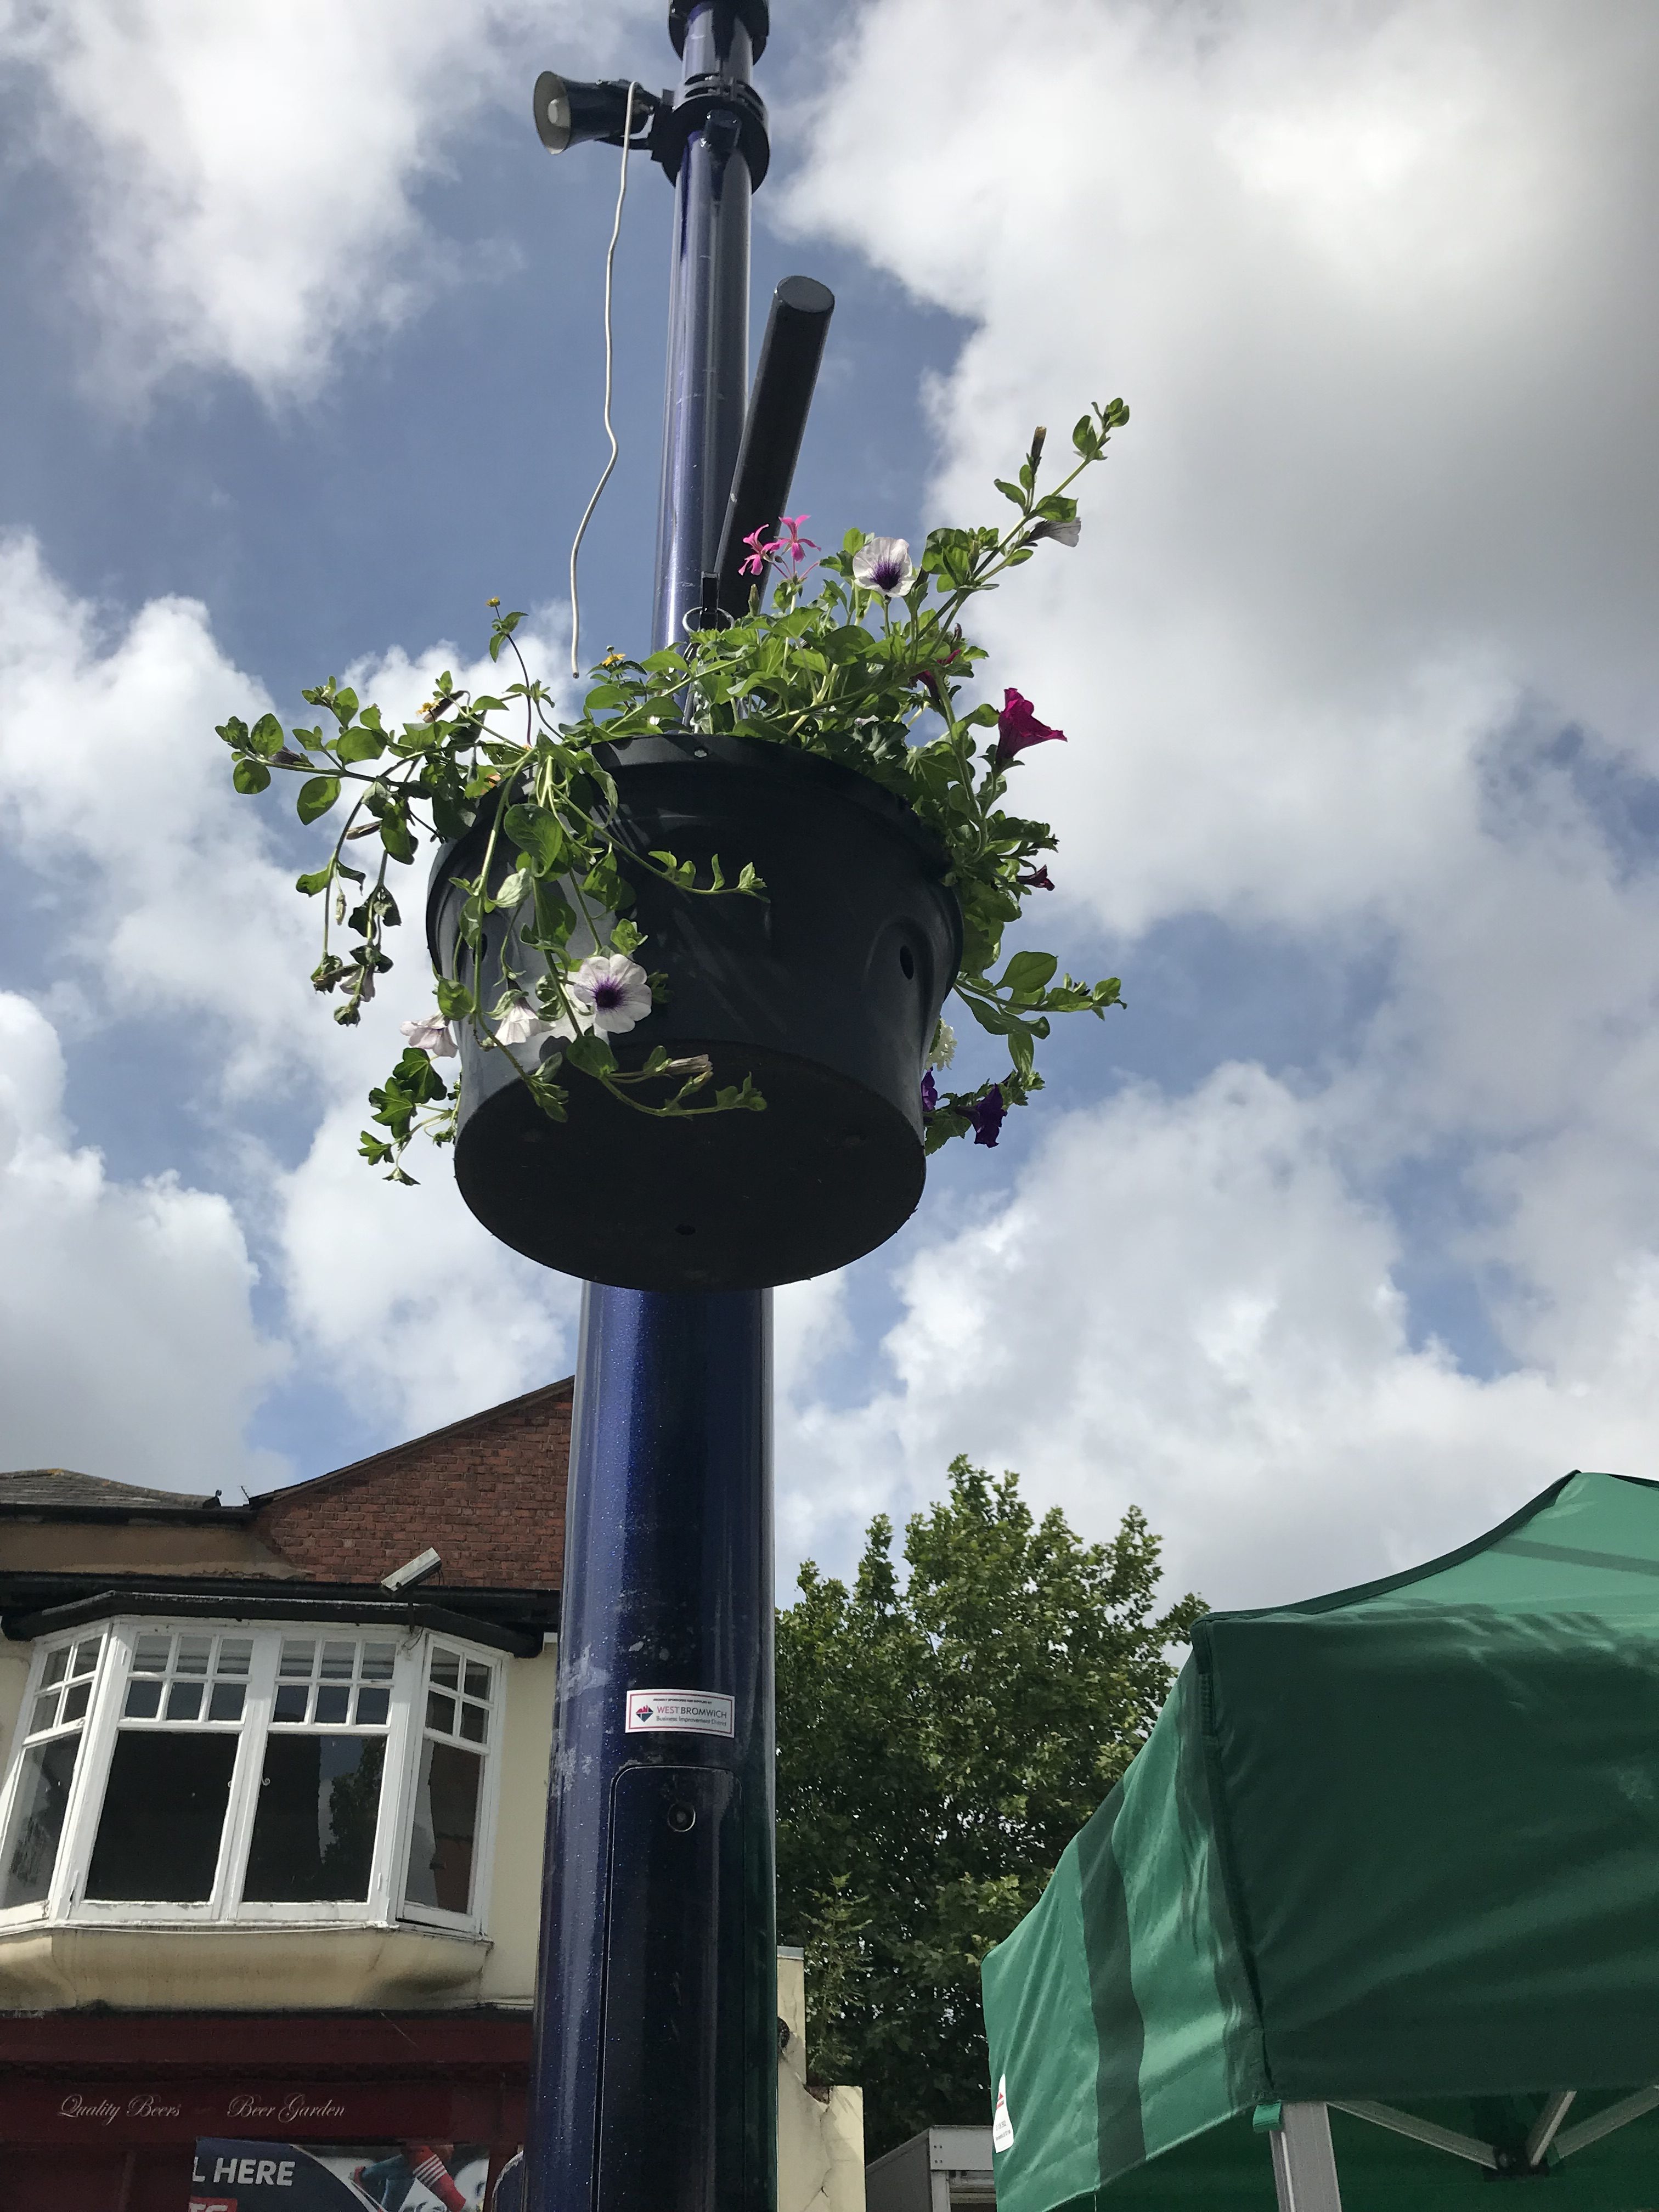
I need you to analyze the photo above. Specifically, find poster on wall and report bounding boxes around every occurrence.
[190,2141,491,2212]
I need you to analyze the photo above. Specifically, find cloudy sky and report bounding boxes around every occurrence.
[2,0,1657,1616]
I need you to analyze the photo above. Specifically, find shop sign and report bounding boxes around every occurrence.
[0,2079,468,2142]
[191,2138,489,2210]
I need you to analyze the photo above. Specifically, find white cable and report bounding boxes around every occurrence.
[568,80,638,679]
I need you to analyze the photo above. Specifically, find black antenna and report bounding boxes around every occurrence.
[714,275,835,616]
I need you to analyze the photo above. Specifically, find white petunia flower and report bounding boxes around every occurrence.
[927,1019,956,1071]
[400,1015,457,1058]
[1029,517,1081,546]
[569,953,654,1036]
[494,997,556,1047]
[852,535,915,596]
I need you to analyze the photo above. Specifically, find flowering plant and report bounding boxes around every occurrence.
[218,402,1128,1181]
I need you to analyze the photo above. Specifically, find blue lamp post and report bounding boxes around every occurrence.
[524,6,820,2206]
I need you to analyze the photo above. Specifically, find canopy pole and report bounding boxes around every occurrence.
[1268,2104,1344,2212]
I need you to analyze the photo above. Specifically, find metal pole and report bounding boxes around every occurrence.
[527,7,775,2208]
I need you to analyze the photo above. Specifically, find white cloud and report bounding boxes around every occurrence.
[0,531,578,1463]
[0,990,286,1491]
[776,1067,1659,1613]
[781,0,1659,936]
[762,0,1659,1602]
[0,0,657,402]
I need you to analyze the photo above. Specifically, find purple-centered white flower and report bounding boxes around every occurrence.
[400,1015,457,1058]
[853,535,915,597]
[494,997,555,1047]
[569,953,653,1036]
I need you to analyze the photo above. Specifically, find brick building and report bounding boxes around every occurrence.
[0,1385,566,2208]
[0,1382,864,2211]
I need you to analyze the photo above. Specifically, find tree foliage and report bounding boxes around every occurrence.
[776,1458,1202,2157]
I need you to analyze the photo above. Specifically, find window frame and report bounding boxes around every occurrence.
[390,1637,505,1933]
[0,1618,504,1937]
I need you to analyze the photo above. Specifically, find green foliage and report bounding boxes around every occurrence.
[776,1456,1200,2157]
[216,400,1131,1182]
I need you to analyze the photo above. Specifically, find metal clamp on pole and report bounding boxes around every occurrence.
[650,72,769,186]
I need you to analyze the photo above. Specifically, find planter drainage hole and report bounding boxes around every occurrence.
[899,944,916,979]
[675,1223,697,1237]
[667,1802,697,1833]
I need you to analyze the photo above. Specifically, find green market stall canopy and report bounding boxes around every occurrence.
[981,1471,1659,2212]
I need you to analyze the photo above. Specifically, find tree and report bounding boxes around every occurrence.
[776,1457,1202,2157]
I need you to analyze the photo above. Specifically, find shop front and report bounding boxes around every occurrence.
[0,2011,526,2210]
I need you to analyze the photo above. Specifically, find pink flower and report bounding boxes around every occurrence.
[995,689,1066,764]
[1018,865,1055,891]
[776,515,817,562]
[740,525,782,578]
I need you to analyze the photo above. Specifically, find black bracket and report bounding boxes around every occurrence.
[651,74,769,188]
[669,0,769,62]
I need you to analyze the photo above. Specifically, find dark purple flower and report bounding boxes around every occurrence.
[1018,865,1055,891]
[970,1085,1006,1148]
[996,689,1066,765]
[921,1070,939,1116]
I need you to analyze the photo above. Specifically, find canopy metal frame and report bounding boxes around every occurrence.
[1263,2087,1659,2209]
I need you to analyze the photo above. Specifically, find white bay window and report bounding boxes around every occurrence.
[0,1621,503,1934]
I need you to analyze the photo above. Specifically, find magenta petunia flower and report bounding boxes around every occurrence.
[1018,865,1055,891]
[970,1086,1006,1147]
[995,689,1066,764]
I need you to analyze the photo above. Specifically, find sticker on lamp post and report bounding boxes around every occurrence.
[625,1689,735,1736]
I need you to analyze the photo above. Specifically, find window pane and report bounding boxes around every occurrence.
[430,1648,461,1691]
[60,1683,90,1725]
[354,1687,390,1727]
[272,1684,308,1723]
[464,1662,491,1701]
[403,1741,482,1917]
[314,1686,349,1724]
[426,1691,455,1735]
[70,1639,100,1678]
[176,1637,212,1677]
[133,1634,171,1674]
[217,1639,253,1677]
[459,1703,487,1746]
[319,1641,355,1680]
[208,1683,245,1723]
[0,1736,80,1908]
[166,1681,204,1722]
[123,1679,162,1720]
[41,1649,67,1690]
[243,1735,386,1904]
[279,1639,314,1678]
[360,1643,396,1682]
[29,1693,59,1737]
[85,1734,236,1902]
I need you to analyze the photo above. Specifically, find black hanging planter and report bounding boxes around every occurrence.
[426,730,963,1291]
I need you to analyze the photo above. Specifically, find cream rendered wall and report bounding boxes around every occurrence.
[777,1948,866,2212]
[0,1643,29,1758]
[477,1636,558,2002]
